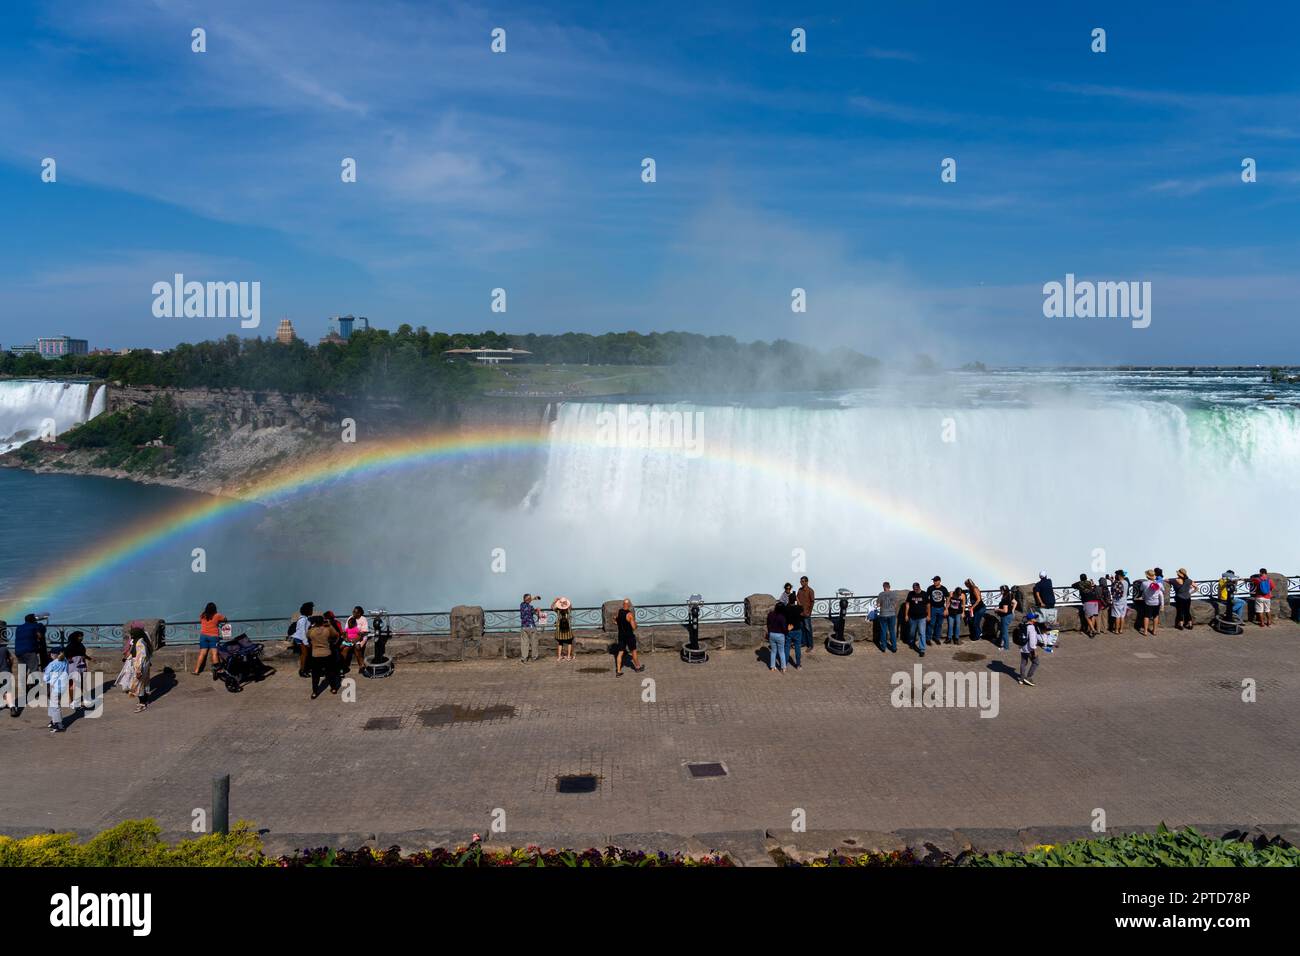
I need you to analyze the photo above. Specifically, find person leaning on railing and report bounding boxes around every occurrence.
[1170,569,1195,631]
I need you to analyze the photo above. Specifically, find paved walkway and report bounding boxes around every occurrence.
[4,623,1299,843]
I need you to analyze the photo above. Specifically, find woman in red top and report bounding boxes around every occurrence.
[195,602,227,677]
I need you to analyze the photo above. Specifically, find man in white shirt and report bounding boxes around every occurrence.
[294,602,313,677]
[1018,611,1042,687]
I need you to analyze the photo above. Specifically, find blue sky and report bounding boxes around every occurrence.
[1,0,1297,364]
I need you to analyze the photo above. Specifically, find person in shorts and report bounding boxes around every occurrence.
[1032,572,1058,627]
[1254,568,1273,627]
[614,598,642,676]
[195,602,227,677]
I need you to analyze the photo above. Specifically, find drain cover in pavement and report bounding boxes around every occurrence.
[364,717,403,731]
[687,762,728,778]
[556,774,599,793]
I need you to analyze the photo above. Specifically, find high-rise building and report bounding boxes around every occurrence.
[36,336,89,358]
[276,319,296,345]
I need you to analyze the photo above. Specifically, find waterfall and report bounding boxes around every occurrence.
[0,380,107,453]
[513,397,1300,599]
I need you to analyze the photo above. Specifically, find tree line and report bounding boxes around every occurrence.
[1,328,881,399]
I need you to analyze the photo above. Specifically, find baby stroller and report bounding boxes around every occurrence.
[213,633,274,692]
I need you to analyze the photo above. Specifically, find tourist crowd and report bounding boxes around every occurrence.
[0,568,1284,729]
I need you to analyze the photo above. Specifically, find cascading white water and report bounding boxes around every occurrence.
[517,397,1300,599]
[0,380,107,453]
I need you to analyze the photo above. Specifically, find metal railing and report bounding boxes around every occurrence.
[8,577,1295,649]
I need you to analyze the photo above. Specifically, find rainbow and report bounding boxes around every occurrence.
[2,423,1026,617]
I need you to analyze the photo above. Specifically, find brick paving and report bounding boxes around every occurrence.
[3,623,1299,842]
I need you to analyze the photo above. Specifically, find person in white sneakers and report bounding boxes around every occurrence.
[1018,611,1043,687]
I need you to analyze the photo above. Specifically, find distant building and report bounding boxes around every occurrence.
[276,319,296,345]
[36,336,89,359]
[333,315,369,339]
[9,344,37,356]
[442,347,532,365]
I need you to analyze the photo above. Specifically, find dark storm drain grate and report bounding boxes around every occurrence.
[953,651,986,662]
[556,774,600,794]
[364,717,403,731]
[577,667,607,674]
[687,762,728,779]
[417,704,517,726]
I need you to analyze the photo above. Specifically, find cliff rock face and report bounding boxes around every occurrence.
[3,384,559,499]
[107,384,335,430]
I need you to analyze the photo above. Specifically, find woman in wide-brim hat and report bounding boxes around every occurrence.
[551,597,574,661]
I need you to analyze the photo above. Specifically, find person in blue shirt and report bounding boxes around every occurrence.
[13,614,46,667]
[518,593,540,662]
[13,614,46,711]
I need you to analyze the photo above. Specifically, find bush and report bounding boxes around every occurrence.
[786,825,1299,867]
[967,824,1300,867]
[0,819,268,867]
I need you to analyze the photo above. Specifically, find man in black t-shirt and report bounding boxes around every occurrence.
[925,577,949,646]
[904,582,929,655]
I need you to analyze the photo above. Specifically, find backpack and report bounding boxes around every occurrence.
[1013,622,1029,646]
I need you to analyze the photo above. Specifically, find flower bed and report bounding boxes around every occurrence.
[0,822,732,867]
[280,839,733,867]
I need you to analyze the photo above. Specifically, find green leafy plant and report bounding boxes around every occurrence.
[966,825,1299,868]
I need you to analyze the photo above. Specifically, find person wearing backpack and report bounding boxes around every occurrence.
[1254,568,1274,627]
[1017,612,1043,686]
[1139,570,1165,636]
